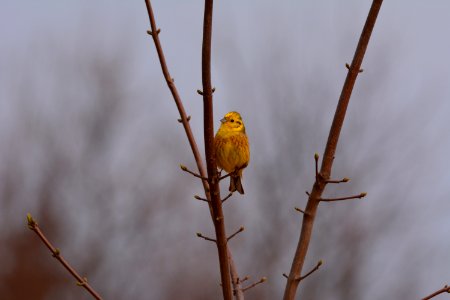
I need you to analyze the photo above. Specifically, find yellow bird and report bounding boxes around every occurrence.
[214,111,250,194]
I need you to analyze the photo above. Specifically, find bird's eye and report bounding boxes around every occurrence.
[230,119,234,123]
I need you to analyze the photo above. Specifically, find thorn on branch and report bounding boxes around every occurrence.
[282,273,289,279]
[325,177,350,184]
[320,192,367,202]
[196,232,216,243]
[177,115,191,123]
[212,87,216,93]
[305,191,311,196]
[197,89,203,95]
[146,28,161,36]
[242,277,267,292]
[180,164,208,180]
[221,193,233,203]
[227,226,244,241]
[194,195,209,202]
[298,260,323,282]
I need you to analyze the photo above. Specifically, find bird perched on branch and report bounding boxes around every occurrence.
[214,111,250,194]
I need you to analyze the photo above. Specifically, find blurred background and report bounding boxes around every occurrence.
[1,1,450,299]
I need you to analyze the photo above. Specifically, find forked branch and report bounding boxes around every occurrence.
[144,1,237,299]
[283,1,384,299]
[26,214,103,300]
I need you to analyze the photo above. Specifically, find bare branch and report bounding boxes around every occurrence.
[196,232,217,243]
[294,207,306,214]
[242,277,267,293]
[228,249,244,300]
[144,1,246,298]
[320,192,367,202]
[180,164,208,180]
[325,177,350,184]
[422,285,450,300]
[298,260,323,282]
[221,193,233,203]
[227,226,244,242]
[200,0,233,298]
[218,164,248,181]
[314,152,319,182]
[283,1,384,299]
[26,214,103,300]
[194,195,210,203]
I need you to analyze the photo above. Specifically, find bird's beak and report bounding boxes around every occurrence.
[220,118,226,123]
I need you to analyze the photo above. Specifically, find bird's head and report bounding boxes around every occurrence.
[220,111,246,133]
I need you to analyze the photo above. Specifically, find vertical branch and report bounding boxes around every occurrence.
[283,1,384,300]
[201,1,233,299]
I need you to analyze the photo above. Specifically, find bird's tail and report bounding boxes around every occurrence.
[229,174,244,194]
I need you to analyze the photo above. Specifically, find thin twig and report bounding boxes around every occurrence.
[26,214,103,300]
[422,285,450,300]
[325,177,350,184]
[298,260,323,281]
[242,277,267,293]
[314,153,319,182]
[218,164,247,181]
[294,207,306,214]
[221,193,233,203]
[320,192,367,202]
[197,232,217,243]
[283,1,384,299]
[180,164,208,180]
[194,195,210,202]
[227,226,244,241]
